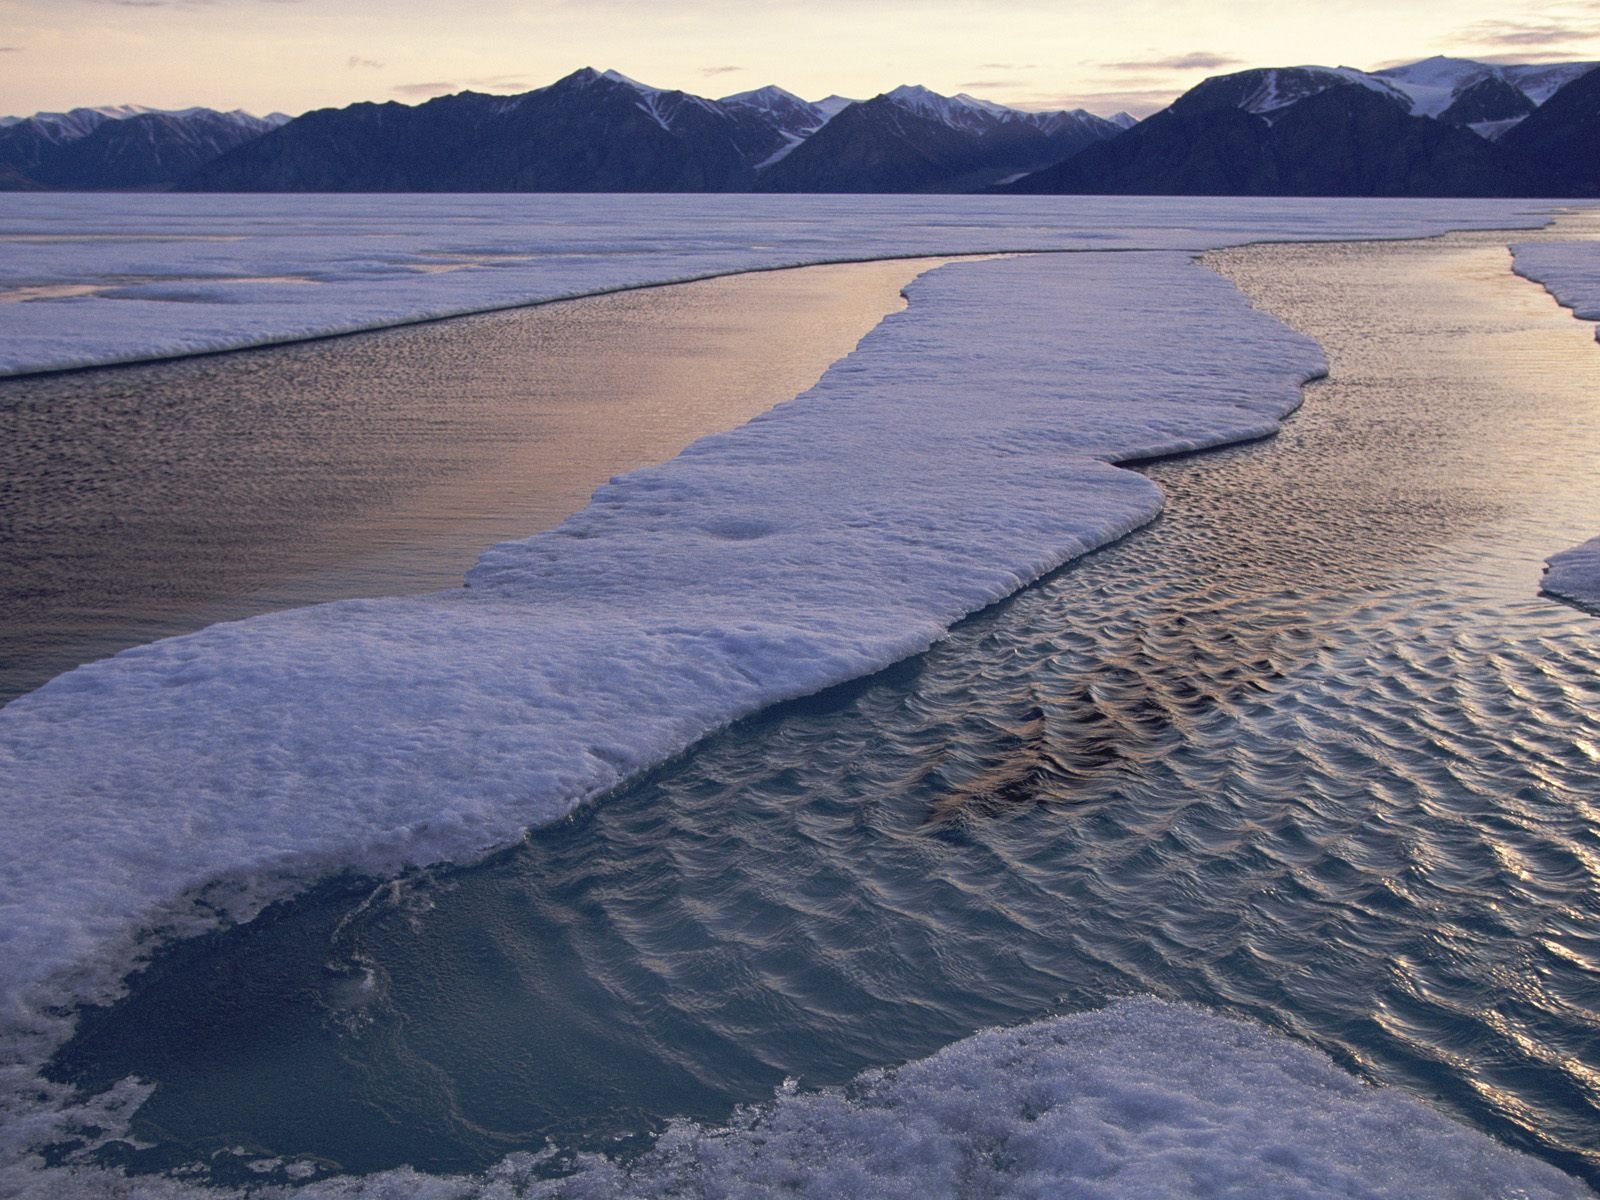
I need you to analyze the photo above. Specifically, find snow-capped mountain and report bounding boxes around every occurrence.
[1002,55,1599,198]
[4,104,288,139]
[1163,56,1596,140]
[0,106,289,189]
[181,68,1126,194]
[753,84,1125,192]
[880,84,1018,134]
[718,85,833,168]
[14,55,1593,195]
[1375,55,1597,113]
[719,86,830,138]
[1197,66,1412,118]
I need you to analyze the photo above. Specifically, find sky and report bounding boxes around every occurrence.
[2,0,1599,119]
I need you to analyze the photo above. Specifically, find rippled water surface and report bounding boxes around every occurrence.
[0,258,931,704]
[48,230,1600,1189]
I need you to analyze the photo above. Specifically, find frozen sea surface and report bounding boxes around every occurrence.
[35,229,1600,1198]
[0,250,1326,1026]
[0,194,1556,376]
[2,199,1597,1197]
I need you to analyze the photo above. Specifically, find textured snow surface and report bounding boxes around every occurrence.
[1544,535,1600,611]
[0,193,1554,376]
[1514,240,1600,333]
[15,1000,1587,1199]
[429,1000,1592,1200]
[0,198,1592,1197]
[0,250,1325,1023]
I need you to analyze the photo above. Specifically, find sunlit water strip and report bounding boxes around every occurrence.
[43,227,1600,1191]
[0,258,935,705]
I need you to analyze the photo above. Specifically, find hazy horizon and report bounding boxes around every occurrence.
[2,0,1598,120]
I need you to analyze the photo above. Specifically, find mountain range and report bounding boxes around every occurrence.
[0,105,289,190]
[1001,57,1598,197]
[1,55,1595,196]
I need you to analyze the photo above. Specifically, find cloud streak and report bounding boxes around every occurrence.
[1101,51,1240,72]
[1456,18,1600,46]
[699,65,743,76]
[393,81,456,97]
[1020,86,1176,117]
[347,55,383,70]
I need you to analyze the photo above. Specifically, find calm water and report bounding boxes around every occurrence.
[44,231,1600,1190]
[0,258,933,704]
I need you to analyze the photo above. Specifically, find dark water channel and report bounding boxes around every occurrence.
[46,232,1600,1189]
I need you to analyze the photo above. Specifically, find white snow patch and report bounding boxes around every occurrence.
[10,1000,1586,1198]
[1469,117,1525,141]
[811,94,858,120]
[1544,535,1600,611]
[487,1000,1589,1199]
[1513,240,1600,331]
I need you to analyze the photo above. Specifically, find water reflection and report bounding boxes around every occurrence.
[49,229,1600,1187]
[0,258,935,703]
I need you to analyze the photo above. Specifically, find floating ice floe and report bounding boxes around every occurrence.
[1544,534,1600,611]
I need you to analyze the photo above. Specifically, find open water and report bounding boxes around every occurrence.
[0,258,933,704]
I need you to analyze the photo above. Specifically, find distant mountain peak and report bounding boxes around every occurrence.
[813,95,859,119]
[599,68,662,94]
[719,85,809,107]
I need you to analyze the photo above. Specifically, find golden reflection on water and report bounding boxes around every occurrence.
[0,257,941,702]
[1204,220,1600,612]
[1205,221,1600,1157]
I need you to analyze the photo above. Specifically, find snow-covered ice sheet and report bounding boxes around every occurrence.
[2,200,1595,1196]
[1544,535,1600,610]
[21,999,1582,1199]
[1514,240,1600,338]
[0,251,1324,1023]
[0,193,1557,375]
[454,999,1588,1200]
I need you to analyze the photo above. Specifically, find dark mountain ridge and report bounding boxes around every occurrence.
[8,56,1598,196]
[181,68,1123,194]
[1001,62,1599,197]
[0,107,284,190]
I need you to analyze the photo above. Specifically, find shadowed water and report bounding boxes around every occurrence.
[0,258,934,705]
[47,231,1600,1189]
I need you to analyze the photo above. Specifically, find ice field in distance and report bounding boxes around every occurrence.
[2,196,1597,1197]
[0,193,1556,376]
